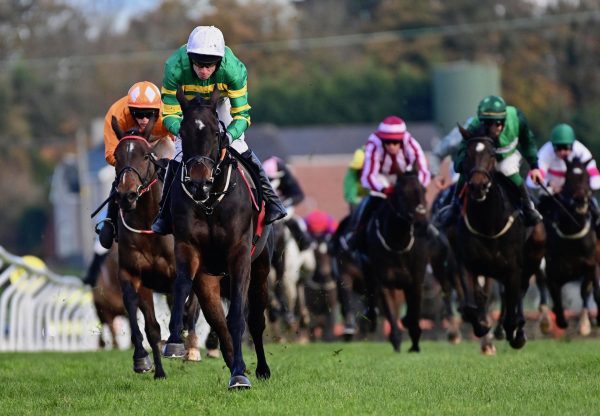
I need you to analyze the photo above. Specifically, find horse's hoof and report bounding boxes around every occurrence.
[493,326,505,341]
[480,344,497,356]
[447,332,462,345]
[185,347,202,362]
[229,375,252,390]
[206,348,220,359]
[163,343,186,358]
[509,334,527,349]
[539,314,553,335]
[133,355,153,373]
[256,366,271,380]
[408,345,420,353]
[154,368,166,380]
[473,324,490,338]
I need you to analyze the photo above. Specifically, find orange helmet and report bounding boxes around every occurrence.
[127,81,161,109]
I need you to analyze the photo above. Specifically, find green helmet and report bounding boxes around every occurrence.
[550,123,575,146]
[477,95,507,120]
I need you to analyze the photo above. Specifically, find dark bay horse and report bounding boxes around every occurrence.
[541,157,600,334]
[111,119,201,379]
[361,170,429,352]
[166,86,272,389]
[455,132,544,349]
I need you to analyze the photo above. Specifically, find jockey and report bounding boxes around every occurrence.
[95,81,173,249]
[343,145,369,214]
[263,155,313,251]
[526,123,600,226]
[430,117,474,190]
[151,25,286,234]
[439,95,544,227]
[345,115,431,250]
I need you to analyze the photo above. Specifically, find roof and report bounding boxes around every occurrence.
[246,122,440,162]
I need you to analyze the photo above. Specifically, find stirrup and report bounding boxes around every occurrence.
[95,218,114,235]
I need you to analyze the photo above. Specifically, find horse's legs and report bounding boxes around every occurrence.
[459,270,490,338]
[120,279,153,374]
[579,269,594,336]
[503,275,527,349]
[402,283,423,353]
[136,287,166,379]
[193,274,233,368]
[593,270,600,326]
[247,251,271,380]
[336,268,356,340]
[183,293,202,361]
[227,245,253,388]
[548,277,568,329]
[107,314,119,349]
[167,244,200,347]
[380,287,402,352]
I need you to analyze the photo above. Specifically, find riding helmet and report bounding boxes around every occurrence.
[550,123,575,146]
[477,95,507,120]
[127,81,161,109]
[187,26,225,67]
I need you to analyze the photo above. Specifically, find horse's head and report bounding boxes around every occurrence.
[177,86,222,202]
[562,157,592,216]
[460,126,496,202]
[112,116,160,212]
[389,167,427,222]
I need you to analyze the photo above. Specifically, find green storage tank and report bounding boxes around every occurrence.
[433,62,501,134]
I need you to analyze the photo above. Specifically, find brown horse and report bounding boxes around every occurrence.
[360,170,429,352]
[91,247,126,349]
[454,132,545,349]
[165,87,273,389]
[110,118,201,379]
[540,157,600,334]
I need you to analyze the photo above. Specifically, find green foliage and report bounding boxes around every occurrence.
[0,340,599,415]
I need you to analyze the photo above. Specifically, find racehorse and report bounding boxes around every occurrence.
[91,247,126,349]
[165,86,273,389]
[454,129,545,350]
[267,220,314,343]
[110,118,201,379]
[330,216,369,340]
[540,157,600,334]
[304,232,338,342]
[360,169,429,352]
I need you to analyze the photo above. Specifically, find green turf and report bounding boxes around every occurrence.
[1,339,599,415]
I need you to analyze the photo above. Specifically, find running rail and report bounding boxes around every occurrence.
[0,246,99,352]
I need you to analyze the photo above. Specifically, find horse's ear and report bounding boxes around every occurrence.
[583,157,594,167]
[112,116,125,140]
[210,85,220,108]
[458,123,470,140]
[176,87,189,112]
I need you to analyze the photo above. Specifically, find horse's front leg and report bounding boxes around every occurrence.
[136,286,166,379]
[380,286,402,352]
[547,274,568,329]
[227,243,253,389]
[183,293,202,361]
[459,269,490,338]
[119,275,153,374]
[165,243,200,356]
[402,282,423,353]
[503,275,527,349]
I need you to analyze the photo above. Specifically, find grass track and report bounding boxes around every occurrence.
[1,339,599,415]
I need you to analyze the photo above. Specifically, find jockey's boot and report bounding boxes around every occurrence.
[518,183,543,226]
[242,149,287,224]
[96,196,118,249]
[151,159,181,235]
[82,252,108,287]
[286,217,313,251]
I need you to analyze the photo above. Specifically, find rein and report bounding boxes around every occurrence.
[374,218,415,253]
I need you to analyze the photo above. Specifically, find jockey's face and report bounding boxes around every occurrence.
[130,108,158,132]
[193,62,217,80]
[483,119,505,140]
[553,144,573,160]
[383,141,402,155]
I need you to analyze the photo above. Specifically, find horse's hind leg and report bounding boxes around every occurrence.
[120,280,153,374]
[579,273,594,336]
[183,293,202,361]
[402,284,423,353]
[548,278,568,329]
[137,288,166,379]
[248,252,271,380]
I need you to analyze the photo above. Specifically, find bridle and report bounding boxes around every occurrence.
[466,137,495,202]
[115,135,159,203]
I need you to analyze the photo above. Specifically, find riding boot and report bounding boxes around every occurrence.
[82,252,108,287]
[518,183,543,226]
[241,149,287,224]
[96,194,118,249]
[345,196,379,251]
[151,159,181,235]
[435,183,462,229]
[286,217,313,251]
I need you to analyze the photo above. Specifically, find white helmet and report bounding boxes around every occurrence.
[186,26,225,58]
